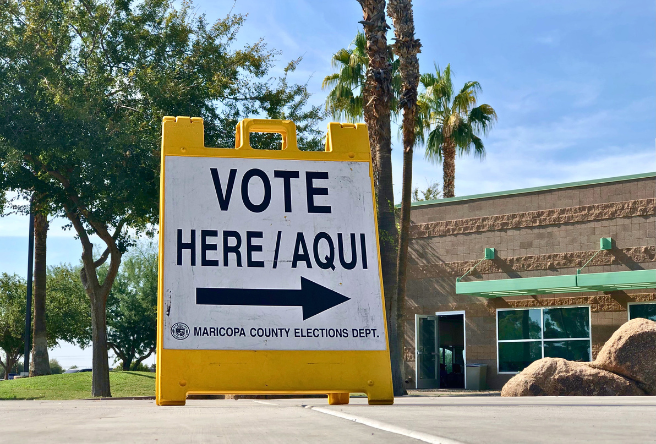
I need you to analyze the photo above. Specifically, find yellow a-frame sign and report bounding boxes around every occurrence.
[156,117,394,406]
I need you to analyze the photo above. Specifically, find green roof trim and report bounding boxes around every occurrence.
[409,171,656,208]
[456,269,656,298]
[577,270,656,292]
[457,275,578,298]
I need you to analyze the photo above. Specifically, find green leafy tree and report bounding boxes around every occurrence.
[47,264,92,347]
[0,273,26,380]
[248,58,324,152]
[0,0,322,396]
[418,64,497,198]
[49,358,63,374]
[412,181,440,202]
[1,360,25,378]
[107,244,157,371]
[0,268,91,379]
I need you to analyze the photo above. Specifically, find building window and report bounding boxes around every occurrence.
[628,302,656,322]
[497,306,591,374]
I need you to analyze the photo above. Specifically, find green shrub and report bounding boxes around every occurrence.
[49,359,63,375]
[130,362,151,372]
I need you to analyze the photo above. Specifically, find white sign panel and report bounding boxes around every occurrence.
[163,157,386,351]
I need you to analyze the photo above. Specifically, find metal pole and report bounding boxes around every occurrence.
[23,196,35,375]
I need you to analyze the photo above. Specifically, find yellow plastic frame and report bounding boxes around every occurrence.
[156,117,394,406]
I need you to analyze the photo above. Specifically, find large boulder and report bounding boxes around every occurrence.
[590,318,656,395]
[501,358,645,396]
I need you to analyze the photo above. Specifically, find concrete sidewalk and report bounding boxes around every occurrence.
[1,396,655,443]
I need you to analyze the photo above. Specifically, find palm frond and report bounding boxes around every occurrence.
[424,125,445,164]
[468,103,497,135]
[331,49,352,68]
[325,81,363,122]
[452,120,486,159]
[323,31,406,122]
[420,72,437,89]
[326,83,356,102]
[459,81,481,96]
[438,64,454,104]
[321,73,341,90]
[340,64,364,88]
[452,89,475,114]
[413,97,431,145]
[470,134,485,159]
[349,55,367,70]
[451,119,472,150]
[452,81,480,114]
[353,31,367,54]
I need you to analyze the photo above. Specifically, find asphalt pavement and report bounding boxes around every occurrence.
[1,396,655,443]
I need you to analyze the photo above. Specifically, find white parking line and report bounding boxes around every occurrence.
[252,400,279,406]
[304,405,465,444]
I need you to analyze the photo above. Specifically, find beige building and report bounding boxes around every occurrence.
[404,172,656,390]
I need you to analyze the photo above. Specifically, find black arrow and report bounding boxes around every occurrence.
[196,277,351,320]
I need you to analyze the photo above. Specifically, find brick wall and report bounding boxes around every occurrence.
[404,175,656,390]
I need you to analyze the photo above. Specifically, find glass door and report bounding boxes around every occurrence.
[415,315,439,388]
[436,313,465,389]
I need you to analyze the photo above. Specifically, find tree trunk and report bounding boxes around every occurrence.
[388,0,421,397]
[442,138,456,198]
[89,284,111,397]
[359,0,401,397]
[30,210,50,376]
[358,0,398,318]
[108,343,130,372]
[4,355,17,380]
[65,208,123,397]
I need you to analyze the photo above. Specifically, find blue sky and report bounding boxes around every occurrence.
[1,0,654,367]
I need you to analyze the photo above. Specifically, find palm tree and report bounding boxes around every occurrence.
[387,0,421,397]
[322,32,367,123]
[353,0,401,403]
[323,27,403,322]
[322,32,401,123]
[31,203,51,376]
[418,64,497,198]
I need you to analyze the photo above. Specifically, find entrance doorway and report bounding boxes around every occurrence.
[415,312,466,389]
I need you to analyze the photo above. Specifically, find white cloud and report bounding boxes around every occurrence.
[536,31,561,47]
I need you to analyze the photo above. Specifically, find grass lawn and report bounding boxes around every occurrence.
[0,371,155,400]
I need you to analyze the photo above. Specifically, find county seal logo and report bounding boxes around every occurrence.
[170,322,190,340]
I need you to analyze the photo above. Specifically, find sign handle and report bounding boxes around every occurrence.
[235,119,298,151]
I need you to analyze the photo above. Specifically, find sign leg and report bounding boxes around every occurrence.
[156,376,188,406]
[366,387,394,405]
[328,393,350,405]
[157,399,186,406]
